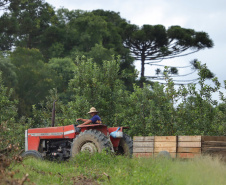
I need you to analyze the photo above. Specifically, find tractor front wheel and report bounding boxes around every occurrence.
[21,150,43,160]
[71,129,112,157]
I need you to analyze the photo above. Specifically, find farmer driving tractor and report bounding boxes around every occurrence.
[76,107,102,125]
[22,105,133,160]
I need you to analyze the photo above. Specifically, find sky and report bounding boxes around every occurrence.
[46,0,226,100]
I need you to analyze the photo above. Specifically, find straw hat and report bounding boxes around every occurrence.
[88,107,99,114]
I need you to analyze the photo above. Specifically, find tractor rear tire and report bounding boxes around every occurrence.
[116,133,133,157]
[21,150,43,160]
[71,129,113,157]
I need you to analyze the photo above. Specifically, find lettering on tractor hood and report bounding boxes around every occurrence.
[28,130,75,137]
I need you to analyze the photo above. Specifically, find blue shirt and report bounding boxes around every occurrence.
[90,115,102,124]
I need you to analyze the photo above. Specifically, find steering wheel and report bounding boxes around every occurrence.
[75,119,81,126]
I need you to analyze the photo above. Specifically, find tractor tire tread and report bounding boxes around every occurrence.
[117,133,133,157]
[71,129,112,157]
[21,150,43,160]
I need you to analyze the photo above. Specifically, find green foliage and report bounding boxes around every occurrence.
[0,1,224,137]
[30,58,226,137]
[117,82,177,136]
[31,56,134,127]
[32,88,64,128]
[1,5,137,90]
[0,53,18,88]
[87,44,115,65]
[0,72,17,123]
[66,56,127,126]
[69,12,108,52]
[48,58,76,95]
[0,13,18,50]
[114,62,225,136]
[0,0,57,52]
[10,47,56,117]
[174,62,222,135]
[213,103,226,134]
[0,71,25,152]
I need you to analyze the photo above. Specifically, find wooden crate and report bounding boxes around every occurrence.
[155,136,176,142]
[177,147,201,153]
[154,136,177,158]
[202,136,226,142]
[133,135,226,159]
[177,153,201,158]
[202,136,226,158]
[133,136,154,157]
[133,136,155,142]
[178,136,201,142]
[177,136,201,158]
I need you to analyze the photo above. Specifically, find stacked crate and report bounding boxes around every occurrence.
[177,136,201,158]
[133,135,226,159]
[154,136,177,158]
[133,136,154,157]
[133,136,177,158]
[202,136,226,158]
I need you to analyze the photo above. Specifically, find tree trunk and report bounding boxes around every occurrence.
[140,53,145,88]
[141,58,145,78]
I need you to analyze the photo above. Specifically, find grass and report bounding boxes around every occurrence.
[8,153,226,185]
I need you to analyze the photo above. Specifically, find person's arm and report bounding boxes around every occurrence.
[81,119,92,125]
[76,118,89,122]
[76,118,92,125]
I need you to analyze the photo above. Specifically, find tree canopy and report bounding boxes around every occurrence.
[10,47,56,116]
[123,24,214,86]
[0,0,57,51]
[1,0,225,142]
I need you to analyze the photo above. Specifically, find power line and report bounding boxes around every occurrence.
[145,69,197,79]
[150,78,199,82]
[172,78,199,82]
[145,63,193,68]
[158,81,199,85]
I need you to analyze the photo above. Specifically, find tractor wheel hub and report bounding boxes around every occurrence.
[80,142,97,153]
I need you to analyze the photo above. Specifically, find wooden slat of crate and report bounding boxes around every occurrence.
[133,136,154,142]
[202,136,226,142]
[133,141,154,148]
[154,136,176,142]
[155,142,176,148]
[177,153,201,158]
[178,136,201,142]
[133,136,154,156]
[154,152,177,158]
[202,141,226,147]
[177,147,201,153]
[178,142,201,148]
[154,147,176,153]
[133,153,153,157]
[133,148,154,153]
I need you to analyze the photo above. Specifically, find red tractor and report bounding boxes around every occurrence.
[22,103,133,160]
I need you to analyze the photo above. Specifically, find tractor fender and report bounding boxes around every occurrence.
[77,124,108,136]
[108,127,129,148]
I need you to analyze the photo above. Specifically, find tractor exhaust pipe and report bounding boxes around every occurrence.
[51,100,56,127]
